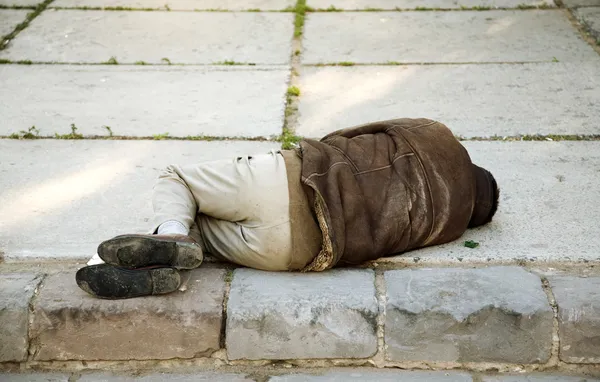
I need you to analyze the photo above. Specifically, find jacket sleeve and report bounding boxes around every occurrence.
[320,118,439,142]
[320,120,394,141]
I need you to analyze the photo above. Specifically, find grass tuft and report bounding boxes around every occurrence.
[278,128,302,150]
[55,124,84,139]
[8,126,40,139]
[161,57,172,65]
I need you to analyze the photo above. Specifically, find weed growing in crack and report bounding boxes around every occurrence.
[153,132,170,140]
[103,125,114,137]
[293,0,309,37]
[278,128,302,150]
[161,57,172,65]
[103,56,118,65]
[135,60,147,65]
[55,124,84,139]
[213,60,256,65]
[9,126,40,139]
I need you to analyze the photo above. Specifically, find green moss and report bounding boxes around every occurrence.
[294,0,308,37]
[337,61,355,66]
[103,56,118,65]
[152,132,170,140]
[134,61,147,65]
[287,86,301,97]
[161,57,172,65]
[323,5,342,11]
[224,269,234,283]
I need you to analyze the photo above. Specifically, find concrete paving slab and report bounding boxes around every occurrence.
[0,65,288,138]
[0,273,42,362]
[227,268,378,360]
[548,275,600,363]
[296,63,600,138]
[31,268,225,360]
[0,9,28,37]
[302,11,596,64]
[379,141,600,265]
[308,0,554,9]
[576,7,600,42]
[0,140,280,261]
[52,0,295,10]
[0,0,42,5]
[0,10,293,64]
[385,267,553,363]
[562,0,600,8]
[269,370,473,381]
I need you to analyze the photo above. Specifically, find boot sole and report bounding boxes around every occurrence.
[76,264,181,299]
[97,235,202,270]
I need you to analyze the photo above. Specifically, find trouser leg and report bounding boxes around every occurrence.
[152,151,293,271]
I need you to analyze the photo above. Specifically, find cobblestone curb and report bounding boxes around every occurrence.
[1,265,600,372]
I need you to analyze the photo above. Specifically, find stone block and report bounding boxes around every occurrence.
[0,273,41,362]
[0,10,29,37]
[549,275,600,363]
[0,373,69,382]
[30,268,226,360]
[482,374,599,381]
[0,140,280,261]
[269,370,473,381]
[296,63,600,138]
[1,10,293,64]
[52,0,295,10]
[226,269,379,360]
[0,65,288,138]
[302,11,596,64]
[385,267,553,363]
[78,372,254,381]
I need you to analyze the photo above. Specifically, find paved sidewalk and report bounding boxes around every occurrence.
[0,369,599,381]
[1,0,600,376]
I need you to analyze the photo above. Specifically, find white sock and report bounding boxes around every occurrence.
[157,220,189,236]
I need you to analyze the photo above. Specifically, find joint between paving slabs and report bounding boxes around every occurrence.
[539,275,562,367]
[0,0,54,51]
[220,268,234,352]
[26,273,46,362]
[373,269,387,367]
[565,7,600,53]
[278,0,305,150]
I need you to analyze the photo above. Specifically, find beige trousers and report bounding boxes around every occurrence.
[152,150,294,271]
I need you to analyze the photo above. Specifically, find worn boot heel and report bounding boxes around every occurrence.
[76,264,181,299]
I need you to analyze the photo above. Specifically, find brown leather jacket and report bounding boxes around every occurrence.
[296,118,477,271]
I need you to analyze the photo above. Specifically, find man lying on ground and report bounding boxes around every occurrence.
[76,118,500,299]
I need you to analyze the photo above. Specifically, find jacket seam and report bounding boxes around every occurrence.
[305,162,350,181]
[354,153,415,176]
[329,140,360,173]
